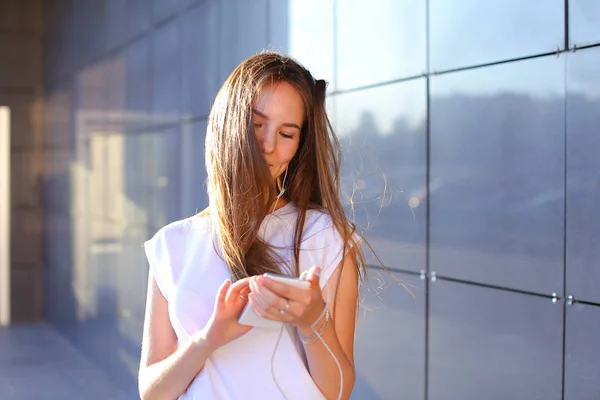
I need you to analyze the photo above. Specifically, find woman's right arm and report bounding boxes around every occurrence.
[138,275,215,400]
[138,275,253,400]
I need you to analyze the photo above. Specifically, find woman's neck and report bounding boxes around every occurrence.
[266,197,288,214]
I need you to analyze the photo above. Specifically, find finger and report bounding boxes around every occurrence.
[250,294,291,322]
[226,277,251,303]
[260,276,305,300]
[253,281,285,306]
[239,287,251,301]
[261,305,294,323]
[230,276,252,292]
[217,279,231,306]
[248,293,267,316]
[250,278,262,295]
[249,289,270,311]
[305,266,322,289]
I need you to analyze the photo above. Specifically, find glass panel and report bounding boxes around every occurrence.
[217,0,269,84]
[153,127,181,228]
[152,0,180,23]
[181,1,219,119]
[125,37,152,130]
[121,133,155,227]
[89,135,109,220]
[44,81,73,148]
[43,213,73,300]
[107,0,127,51]
[429,0,564,71]
[352,270,425,399]
[181,120,209,217]
[565,303,600,400]
[153,19,181,125]
[337,0,426,90]
[106,134,125,224]
[42,149,72,214]
[566,47,600,304]
[429,280,563,400]
[120,225,150,328]
[126,0,151,40]
[334,78,427,273]
[430,56,565,294]
[569,0,600,47]
[269,0,335,88]
[120,134,145,226]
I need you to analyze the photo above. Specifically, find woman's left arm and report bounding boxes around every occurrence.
[299,254,358,400]
[250,254,359,400]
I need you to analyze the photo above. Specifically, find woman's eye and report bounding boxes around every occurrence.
[280,132,293,139]
[253,122,262,128]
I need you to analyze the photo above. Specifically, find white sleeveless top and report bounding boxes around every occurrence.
[143,203,346,400]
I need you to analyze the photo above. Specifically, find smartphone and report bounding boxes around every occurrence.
[238,273,310,328]
[263,273,311,289]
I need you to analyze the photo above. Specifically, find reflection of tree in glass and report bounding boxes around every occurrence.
[339,110,426,247]
[337,91,600,261]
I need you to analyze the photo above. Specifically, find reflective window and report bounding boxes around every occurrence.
[569,0,600,47]
[352,270,425,400]
[182,1,219,119]
[181,120,209,217]
[107,0,127,51]
[565,304,600,400]
[127,0,151,40]
[429,280,563,400]
[566,47,600,304]
[125,37,152,130]
[43,213,74,319]
[430,56,565,294]
[152,0,180,23]
[270,0,335,87]
[106,134,126,225]
[89,135,110,220]
[429,0,564,71]
[217,0,269,84]
[153,20,181,125]
[44,82,74,148]
[337,0,426,90]
[153,128,182,230]
[334,78,426,272]
[119,133,155,227]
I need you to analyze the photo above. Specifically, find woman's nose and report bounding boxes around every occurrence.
[260,129,276,154]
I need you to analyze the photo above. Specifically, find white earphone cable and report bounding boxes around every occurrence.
[267,168,343,400]
[270,277,342,400]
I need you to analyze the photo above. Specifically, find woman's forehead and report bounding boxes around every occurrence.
[253,82,305,123]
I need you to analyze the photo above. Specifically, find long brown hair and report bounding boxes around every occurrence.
[205,51,366,282]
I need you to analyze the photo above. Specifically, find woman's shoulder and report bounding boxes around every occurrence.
[304,206,332,223]
[150,212,211,243]
[302,207,361,248]
[303,207,339,235]
[143,213,213,301]
[145,213,212,266]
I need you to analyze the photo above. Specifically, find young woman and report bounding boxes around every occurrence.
[138,51,367,400]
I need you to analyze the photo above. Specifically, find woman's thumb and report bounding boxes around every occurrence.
[304,265,321,286]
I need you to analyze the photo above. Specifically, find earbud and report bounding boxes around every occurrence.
[276,167,289,200]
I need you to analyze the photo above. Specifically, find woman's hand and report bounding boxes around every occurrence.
[248,266,325,330]
[199,278,253,351]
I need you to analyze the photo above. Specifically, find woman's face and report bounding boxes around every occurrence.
[252,81,304,180]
